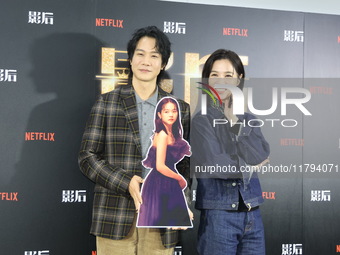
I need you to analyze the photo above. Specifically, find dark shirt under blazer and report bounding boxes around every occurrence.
[78,84,191,248]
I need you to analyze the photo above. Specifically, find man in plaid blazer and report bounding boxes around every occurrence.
[79,26,191,254]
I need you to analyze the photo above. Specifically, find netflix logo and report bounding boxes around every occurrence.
[309,86,333,95]
[25,132,55,141]
[280,138,304,146]
[96,18,123,28]
[223,27,248,37]
[262,192,276,200]
[1,192,18,201]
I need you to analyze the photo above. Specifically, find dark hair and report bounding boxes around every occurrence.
[202,49,245,107]
[127,26,171,84]
[154,97,182,140]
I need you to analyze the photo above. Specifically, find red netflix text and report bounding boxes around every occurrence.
[96,18,123,28]
[262,192,276,200]
[280,138,304,146]
[309,86,333,95]
[25,132,55,141]
[223,28,248,37]
[1,192,18,201]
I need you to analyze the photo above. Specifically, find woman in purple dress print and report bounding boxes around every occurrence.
[137,97,192,228]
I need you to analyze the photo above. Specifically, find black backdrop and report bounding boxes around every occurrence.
[1,0,340,254]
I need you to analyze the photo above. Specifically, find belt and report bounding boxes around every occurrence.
[238,206,259,212]
[227,204,259,212]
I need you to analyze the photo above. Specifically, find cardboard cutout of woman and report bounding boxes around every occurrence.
[137,97,192,228]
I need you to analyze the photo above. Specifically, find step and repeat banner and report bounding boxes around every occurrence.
[1,0,340,254]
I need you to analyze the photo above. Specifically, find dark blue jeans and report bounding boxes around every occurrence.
[197,209,265,255]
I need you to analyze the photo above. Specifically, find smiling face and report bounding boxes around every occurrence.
[130,36,164,86]
[157,102,178,127]
[208,59,242,101]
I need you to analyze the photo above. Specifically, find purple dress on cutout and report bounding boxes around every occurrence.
[137,138,192,227]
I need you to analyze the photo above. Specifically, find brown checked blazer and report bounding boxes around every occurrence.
[78,84,191,248]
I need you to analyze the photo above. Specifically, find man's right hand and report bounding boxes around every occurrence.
[128,175,144,213]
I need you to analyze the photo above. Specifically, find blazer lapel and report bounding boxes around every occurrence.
[120,85,169,155]
[120,85,141,154]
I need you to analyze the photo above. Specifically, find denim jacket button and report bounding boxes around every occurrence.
[232,182,237,187]
[232,203,236,208]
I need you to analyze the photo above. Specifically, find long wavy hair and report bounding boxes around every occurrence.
[154,97,182,140]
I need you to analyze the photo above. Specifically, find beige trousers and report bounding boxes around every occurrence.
[96,220,174,255]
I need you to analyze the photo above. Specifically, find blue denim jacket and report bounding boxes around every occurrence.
[191,106,270,211]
